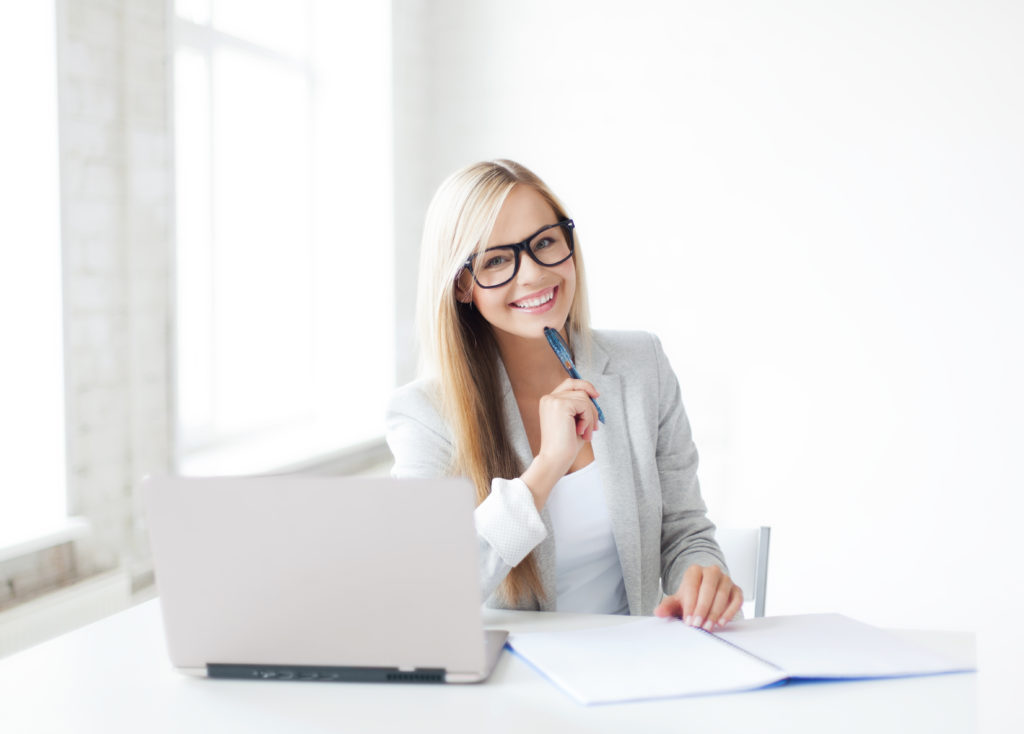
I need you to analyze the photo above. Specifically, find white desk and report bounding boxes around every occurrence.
[0,600,976,733]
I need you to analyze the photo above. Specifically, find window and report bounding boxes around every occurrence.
[173,1,393,474]
[0,4,67,546]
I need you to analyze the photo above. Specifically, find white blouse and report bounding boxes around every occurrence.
[545,462,629,615]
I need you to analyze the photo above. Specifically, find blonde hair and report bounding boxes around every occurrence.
[417,160,591,606]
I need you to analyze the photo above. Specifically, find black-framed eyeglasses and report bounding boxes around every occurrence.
[462,219,575,289]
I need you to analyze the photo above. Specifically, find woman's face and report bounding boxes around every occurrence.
[459,185,576,342]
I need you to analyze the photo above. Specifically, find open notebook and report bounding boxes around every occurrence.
[507,613,973,704]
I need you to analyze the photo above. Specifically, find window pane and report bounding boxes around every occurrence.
[213,0,309,58]
[174,2,392,473]
[211,47,314,437]
[175,0,211,25]
[310,0,393,449]
[174,46,214,448]
[0,3,65,537]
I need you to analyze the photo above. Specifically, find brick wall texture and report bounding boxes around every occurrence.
[56,0,172,583]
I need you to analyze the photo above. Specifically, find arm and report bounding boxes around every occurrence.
[648,335,742,628]
[385,382,547,601]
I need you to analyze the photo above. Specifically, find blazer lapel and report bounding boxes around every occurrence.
[496,336,642,614]
[581,337,643,615]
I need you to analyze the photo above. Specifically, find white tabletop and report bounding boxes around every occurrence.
[0,600,976,734]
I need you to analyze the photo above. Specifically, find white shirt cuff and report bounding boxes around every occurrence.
[474,477,547,567]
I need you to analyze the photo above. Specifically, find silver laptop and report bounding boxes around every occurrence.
[142,475,507,683]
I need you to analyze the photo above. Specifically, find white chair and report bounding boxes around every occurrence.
[715,526,771,618]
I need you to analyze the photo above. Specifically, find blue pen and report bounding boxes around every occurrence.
[543,327,606,424]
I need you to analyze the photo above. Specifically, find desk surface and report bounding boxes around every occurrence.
[0,600,976,734]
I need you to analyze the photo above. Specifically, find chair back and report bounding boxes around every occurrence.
[714,526,771,618]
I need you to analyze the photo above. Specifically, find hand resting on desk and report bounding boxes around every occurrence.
[654,564,743,632]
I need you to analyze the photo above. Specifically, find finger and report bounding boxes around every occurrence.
[718,585,744,627]
[691,566,724,630]
[678,566,702,624]
[554,392,597,436]
[705,578,734,631]
[544,392,593,425]
[554,390,597,414]
[575,404,589,437]
[654,595,682,618]
[577,399,599,438]
[583,393,599,430]
[554,378,600,398]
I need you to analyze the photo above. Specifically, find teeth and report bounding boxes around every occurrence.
[512,291,554,309]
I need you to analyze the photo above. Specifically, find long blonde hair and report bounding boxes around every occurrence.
[417,160,591,605]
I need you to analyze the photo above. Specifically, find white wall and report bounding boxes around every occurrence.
[394,0,1024,637]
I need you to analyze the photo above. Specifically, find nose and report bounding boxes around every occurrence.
[515,248,547,286]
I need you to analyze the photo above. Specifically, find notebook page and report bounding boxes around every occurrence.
[507,617,784,704]
[713,613,973,679]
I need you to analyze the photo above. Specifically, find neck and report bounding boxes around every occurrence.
[493,326,570,399]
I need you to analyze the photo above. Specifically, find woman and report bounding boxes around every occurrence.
[386,160,742,631]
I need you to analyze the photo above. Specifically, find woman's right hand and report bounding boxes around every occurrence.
[521,378,601,509]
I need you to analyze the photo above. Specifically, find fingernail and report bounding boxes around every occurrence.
[718,617,727,628]
[684,615,692,626]
[702,620,714,631]
[692,616,702,629]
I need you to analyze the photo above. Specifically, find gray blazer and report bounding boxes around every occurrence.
[385,329,727,615]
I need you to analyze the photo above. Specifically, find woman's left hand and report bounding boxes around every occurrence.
[653,564,743,631]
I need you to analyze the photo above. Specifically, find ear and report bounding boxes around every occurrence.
[454,284,473,304]
[454,271,474,303]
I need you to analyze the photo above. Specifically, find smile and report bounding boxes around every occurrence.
[510,288,556,310]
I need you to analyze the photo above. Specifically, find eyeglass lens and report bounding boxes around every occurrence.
[474,223,573,288]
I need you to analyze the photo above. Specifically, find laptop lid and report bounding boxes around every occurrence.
[143,475,494,681]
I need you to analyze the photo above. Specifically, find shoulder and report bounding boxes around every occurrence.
[387,377,445,426]
[588,329,680,399]
[591,328,662,354]
[590,329,667,368]
[386,377,456,449]
[386,378,455,476]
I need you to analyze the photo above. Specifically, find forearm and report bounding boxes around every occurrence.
[519,455,565,511]
[661,522,728,595]
[474,477,548,600]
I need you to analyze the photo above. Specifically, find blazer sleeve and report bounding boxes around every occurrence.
[385,382,547,601]
[651,335,729,594]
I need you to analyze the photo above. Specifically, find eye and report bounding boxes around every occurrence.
[533,236,555,251]
[482,252,513,270]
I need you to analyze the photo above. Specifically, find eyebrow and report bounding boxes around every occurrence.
[485,222,559,251]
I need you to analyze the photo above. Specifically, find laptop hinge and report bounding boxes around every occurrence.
[207,663,446,683]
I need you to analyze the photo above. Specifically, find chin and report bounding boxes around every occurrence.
[520,313,572,340]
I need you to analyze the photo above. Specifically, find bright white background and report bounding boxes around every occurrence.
[0,3,66,539]
[393,2,1023,726]
[174,0,393,474]
[4,0,1020,728]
